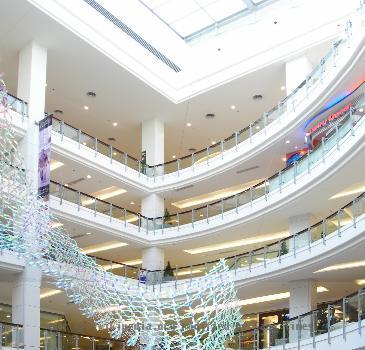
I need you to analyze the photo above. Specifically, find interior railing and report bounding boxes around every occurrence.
[0,322,23,349]
[7,6,362,181]
[49,91,365,239]
[83,187,365,284]
[229,288,365,349]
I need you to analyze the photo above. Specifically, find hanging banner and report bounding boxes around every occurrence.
[38,114,52,200]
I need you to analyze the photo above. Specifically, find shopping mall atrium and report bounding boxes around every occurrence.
[1,0,365,349]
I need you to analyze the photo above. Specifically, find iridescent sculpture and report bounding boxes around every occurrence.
[0,79,241,349]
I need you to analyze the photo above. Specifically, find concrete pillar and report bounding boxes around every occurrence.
[17,41,47,190]
[141,119,165,274]
[142,247,165,271]
[288,213,312,251]
[285,55,313,94]
[289,279,317,342]
[12,267,41,350]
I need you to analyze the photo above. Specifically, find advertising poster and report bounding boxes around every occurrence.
[38,114,52,200]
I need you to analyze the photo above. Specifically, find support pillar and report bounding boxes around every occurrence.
[285,55,313,94]
[142,247,164,271]
[289,279,317,342]
[17,41,47,190]
[12,267,41,350]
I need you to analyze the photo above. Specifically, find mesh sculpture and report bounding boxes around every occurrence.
[0,79,241,349]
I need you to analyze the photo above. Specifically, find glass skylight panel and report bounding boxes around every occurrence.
[140,0,273,38]
[170,9,214,37]
[204,0,247,22]
[154,0,200,24]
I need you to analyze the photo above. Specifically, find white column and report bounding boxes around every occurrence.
[288,213,312,251]
[17,41,47,190]
[141,119,165,272]
[12,267,41,350]
[285,55,313,94]
[142,247,164,271]
[289,279,317,317]
[141,118,164,165]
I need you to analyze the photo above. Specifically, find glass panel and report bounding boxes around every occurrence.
[97,140,110,158]
[310,223,324,243]
[62,187,79,205]
[80,131,95,150]
[95,199,110,216]
[63,123,78,141]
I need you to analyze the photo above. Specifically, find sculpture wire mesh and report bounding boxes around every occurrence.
[0,79,241,349]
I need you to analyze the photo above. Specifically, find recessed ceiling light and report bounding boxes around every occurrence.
[82,142,87,145]
[256,126,260,130]
[230,105,236,110]
[282,157,286,162]
[82,241,128,254]
[205,113,215,119]
[130,201,135,205]
[314,261,365,273]
[86,175,92,179]
[113,122,118,127]
[186,122,192,127]
[53,109,63,114]
[50,160,64,171]
[64,184,69,187]
[84,106,89,110]
[40,289,62,299]
[211,141,216,145]
[356,279,365,286]
[285,140,290,144]
[280,86,286,91]
[113,152,117,156]
[294,146,298,149]
[359,108,364,113]
[199,214,204,217]
[172,155,176,159]
[86,232,92,235]
[45,83,48,87]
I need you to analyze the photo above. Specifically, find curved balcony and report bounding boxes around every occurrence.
[48,8,365,192]
[50,92,365,243]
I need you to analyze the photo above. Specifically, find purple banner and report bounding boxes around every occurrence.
[38,114,52,200]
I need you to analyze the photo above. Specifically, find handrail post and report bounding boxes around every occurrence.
[60,120,64,141]
[206,204,209,224]
[235,194,239,214]
[249,251,253,272]
[109,145,113,164]
[75,335,79,350]
[322,219,326,245]
[238,332,242,350]
[337,210,342,237]
[177,159,180,176]
[94,138,98,157]
[191,153,195,170]
[138,213,141,232]
[109,203,112,222]
[307,149,311,174]
[264,179,268,201]
[60,184,64,205]
[358,289,363,335]
[57,331,62,350]
[77,191,81,211]
[77,129,81,149]
[250,187,253,207]
[336,125,340,151]
[177,212,180,231]
[321,137,326,163]
[235,131,238,150]
[350,106,355,136]
[220,140,224,159]
[312,311,317,348]
[353,199,357,228]
[138,160,141,177]
[298,316,301,350]
[293,233,297,258]
[206,147,210,165]
[283,320,286,350]
[249,123,253,143]
[124,208,127,227]
[192,209,195,229]
[221,199,224,220]
[327,305,332,344]
[264,246,267,268]
[279,171,282,193]
[343,297,348,340]
[293,161,297,184]
[263,112,268,133]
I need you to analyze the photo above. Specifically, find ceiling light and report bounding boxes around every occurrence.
[113,122,118,127]
[53,109,63,114]
[91,186,127,200]
[285,140,290,144]
[314,261,365,273]
[113,152,117,156]
[294,146,298,150]
[64,184,69,187]
[205,113,215,119]
[184,231,289,254]
[82,241,128,254]
[122,259,142,266]
[172,155,176,159]
[86,175,92,179]
[329,182,365,200]
[230,105,236,110]
[40,289,62,299]
[253,94,263,101]
[280,86,286,91]
[50,160,64,171]
[130,202,135,205]
[359,108,364,113]
[83,106,89,110]
[282,157,287,162]
[186,122,192,127]
[355,279,365,286]
[86,232,92,235]
[82,142,87,145]
[172,179,263,209]
[256,126,260,130]
[211,141,216,145]
[192,287,327,314]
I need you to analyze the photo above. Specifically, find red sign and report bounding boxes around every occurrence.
[307,103,351,135]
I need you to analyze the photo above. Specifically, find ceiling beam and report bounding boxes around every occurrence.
[242,0,256,10]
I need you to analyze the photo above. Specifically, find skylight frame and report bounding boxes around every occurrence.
[139,0,276,41]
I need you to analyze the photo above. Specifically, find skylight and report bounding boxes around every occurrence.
[140,0,254,39]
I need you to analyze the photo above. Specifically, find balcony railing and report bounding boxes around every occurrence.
[229,288,365,349]
[49,9,362,181]
[0,322,23,349]
[50,90,365,241]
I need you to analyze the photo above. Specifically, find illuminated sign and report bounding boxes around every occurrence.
[307,103,352,135]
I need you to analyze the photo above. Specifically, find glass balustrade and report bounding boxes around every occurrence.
[0,322,23,349]
[6,94,28,120]
[229,288,365,349]
[50,94,365,243]
[50,181,365,284]
[47,8,363,181]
